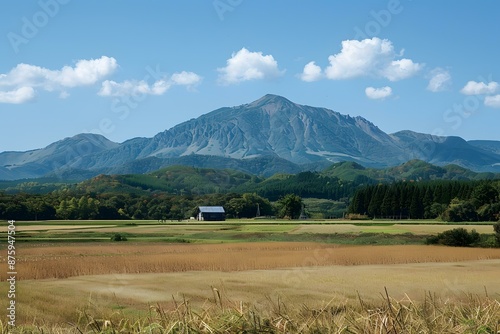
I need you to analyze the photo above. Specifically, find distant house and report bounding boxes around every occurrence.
[197,206,226,221]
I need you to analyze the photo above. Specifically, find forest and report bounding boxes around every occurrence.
[348,180,500,221]
[2,161,500,222]
[0,191,282,221]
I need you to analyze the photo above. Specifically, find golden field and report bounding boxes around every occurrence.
[1,221,500,332]
[2,242,500,280]
[2,243,500,315]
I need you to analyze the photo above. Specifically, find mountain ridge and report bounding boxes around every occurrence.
[1,94,500,180]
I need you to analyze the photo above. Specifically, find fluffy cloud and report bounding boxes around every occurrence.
[485,95,500,108]
[365,86,392,100]
[427,68,451,92]
[54,57,118,87]
[300,61,323,82]
[0,56,117,103]
[170,71,202,86]
[217,48,284,85]
[324,38,422,81]
[460,81,499,95]
[99,80,169,97]
[0,86,35,104]
[98,71,201,97]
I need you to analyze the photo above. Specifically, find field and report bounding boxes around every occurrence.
[1,220,500,332]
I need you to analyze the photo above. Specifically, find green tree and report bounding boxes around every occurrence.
[227,197,246,218]
[409,187,423,219]
[68,197,79,219]
[430,202,447,219]
[367,185,384,218]
[471,183,498,208]
[494,221,500,246]
[422,187,434,219]
[56,200,71,220]
[277,194,303,219]
[477,202,500,221]
[442,198,477,222]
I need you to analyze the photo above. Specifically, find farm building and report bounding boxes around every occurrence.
[197,206,226,221]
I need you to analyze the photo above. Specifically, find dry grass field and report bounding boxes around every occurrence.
[292,223,495,235]
[2,260,500,327]
[1,222,500,332]
[1,247,500,330]
[3,242,500,281]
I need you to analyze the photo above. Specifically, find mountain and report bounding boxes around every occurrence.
[468,140,500,156]
[0,134,119,180]
[391,131,500,170]
[322,159,497,183]
[1,94,500,180]
[132,94,404,166]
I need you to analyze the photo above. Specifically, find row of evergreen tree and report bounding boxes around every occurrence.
[348,180,500,221]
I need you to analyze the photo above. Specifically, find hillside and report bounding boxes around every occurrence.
[323,160,500,183]
[2,160,499,198]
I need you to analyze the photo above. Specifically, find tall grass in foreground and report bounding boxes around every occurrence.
[2,290,499,333]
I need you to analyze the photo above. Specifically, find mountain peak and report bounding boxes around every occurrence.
[246,94,295,109]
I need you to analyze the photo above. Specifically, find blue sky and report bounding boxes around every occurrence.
[1,1,500,152]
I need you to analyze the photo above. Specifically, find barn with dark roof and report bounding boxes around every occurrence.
[197,206,226,221]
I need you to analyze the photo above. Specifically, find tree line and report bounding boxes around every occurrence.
[0,191,305,221]
[348,180,500,221]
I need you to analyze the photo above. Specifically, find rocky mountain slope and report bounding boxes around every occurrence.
[1,94,500,180]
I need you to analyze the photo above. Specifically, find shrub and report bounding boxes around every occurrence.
[110,233,127,242]
[426,228,480,247]
[494,221,500,246]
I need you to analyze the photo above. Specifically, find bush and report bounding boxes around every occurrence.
[110,233,128,242]
[426,228,480,247]
[494,221,500,246]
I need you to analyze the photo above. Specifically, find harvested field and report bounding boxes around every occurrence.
[0,224,113,232]
[2,240,500,329]
[3,259,500,326]
[292,224,495,235]
[3,242,500,280]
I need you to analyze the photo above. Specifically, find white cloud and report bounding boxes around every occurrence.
[0,56,117,103]
[325,38,422,81]
[460,80,499,95]
[170,71,202,86]
[427,68,451,92]
[99,79,170,97]
[485,95,500,108]
[55,56,118,87]
[365,86,392,100]
[98,71,201,97]
[0,86,35,104]
[300,61,323,82]
[217,48,284,85]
